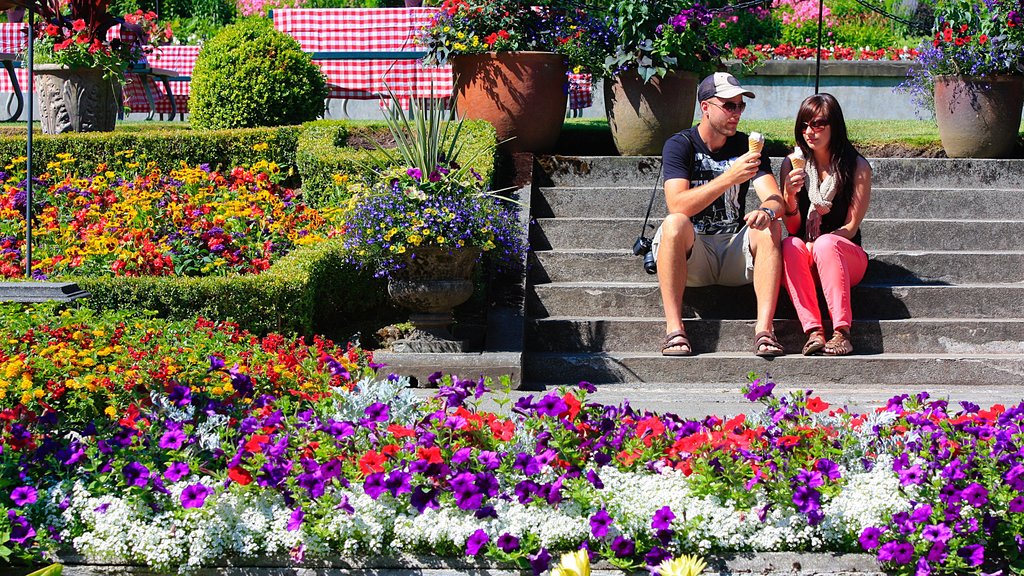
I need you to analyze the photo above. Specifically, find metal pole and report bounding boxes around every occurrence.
[814,0,824,94]
[24,8,34,279]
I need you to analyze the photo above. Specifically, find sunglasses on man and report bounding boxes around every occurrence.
[708,101,747,114]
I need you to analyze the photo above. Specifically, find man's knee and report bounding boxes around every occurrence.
[662,213,693,238]
[750,220,782,258]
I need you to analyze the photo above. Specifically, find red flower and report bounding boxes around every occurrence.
[358,450,386,475]
[943,28,953,42]
[45,24,60,37]
[244,434,270,453]
[806,397,830,413]
[228,466,253,485]
[960,23,969,33]
[72,19,86,32]
[417,446,443,465]
[979,34,988,44]
[484,32,498,45]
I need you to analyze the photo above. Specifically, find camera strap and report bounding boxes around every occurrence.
[637,131,695,244]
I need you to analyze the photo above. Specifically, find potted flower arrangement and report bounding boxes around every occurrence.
[602,0,724,155]
[420,0,608,153]
[12,0,171,133]
[900,0,1024,157]
[340,96,523,352]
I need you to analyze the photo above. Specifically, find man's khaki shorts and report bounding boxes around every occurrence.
[651,224,754,287]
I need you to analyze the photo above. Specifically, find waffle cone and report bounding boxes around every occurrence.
[790,156,806,170]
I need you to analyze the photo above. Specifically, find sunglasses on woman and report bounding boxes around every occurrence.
[801,118,829,133]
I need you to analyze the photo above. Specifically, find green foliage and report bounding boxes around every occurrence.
[70,239,386,336]
[190,18,329,129]
[296,118,497,208]
[829,13,905,48]
[0,125,300,176]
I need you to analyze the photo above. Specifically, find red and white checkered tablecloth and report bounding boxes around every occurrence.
[0,23,197,117]
[272,8,450,108]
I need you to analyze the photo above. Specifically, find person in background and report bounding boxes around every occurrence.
[779,93,872,356]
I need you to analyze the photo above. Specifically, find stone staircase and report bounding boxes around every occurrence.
[523,156,1024,388]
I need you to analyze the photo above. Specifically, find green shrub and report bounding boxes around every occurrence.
[70,239,387,336]
[0,125,300,175]
[190,18,328,129]
[296,118,498,207]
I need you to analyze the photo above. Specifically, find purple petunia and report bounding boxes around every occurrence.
[961,483,988,507]
[363,472,386,500]
[898,464,926,486]
[528,548,551,576]
[958,544,985,566]
[287,507,304,531]
[122,462,151,487]
[164,461,191,482]
[877,541,915,564]
[611,535,635,558]
[159,429,187,450]
[180,483,213,509]
[465,529,490,556]
[10,486,38,507]
[535,393,568,417]
[859,527,883,550]
[1009,495,1024,513]
[651,506,675,530]
[7,510,35,544]
[496,533,520,553]
[364,402,390,423]
[922,523,952,543]
[590,508,613,538]
[744,378,776,401]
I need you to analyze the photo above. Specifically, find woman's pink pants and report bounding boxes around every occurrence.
[782,234,868,333]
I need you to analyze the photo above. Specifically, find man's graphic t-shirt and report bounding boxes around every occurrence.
[661,126,773,235]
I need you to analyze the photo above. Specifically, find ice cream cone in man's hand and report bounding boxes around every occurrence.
[748,132,764,154]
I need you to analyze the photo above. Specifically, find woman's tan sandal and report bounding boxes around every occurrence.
[662,329,693,357]
[802,329,826,356]
[754,331,785,357]
[823,330,854,356]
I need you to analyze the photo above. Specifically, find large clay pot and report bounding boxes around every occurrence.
[451,52,567,153]
[605,70,698,156]
[34,65,119,134]
[934,75,1024,158]
[387,246,480,352]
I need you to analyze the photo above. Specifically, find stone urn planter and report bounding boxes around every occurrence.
[605,70,698,156]
[34,65,119,134]
[387,246,481,353]
[933,75,1024,158]
[450,51,567,153]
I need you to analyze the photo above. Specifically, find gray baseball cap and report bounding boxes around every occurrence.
[697,72,756,101]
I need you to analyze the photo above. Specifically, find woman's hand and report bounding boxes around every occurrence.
[785,167,806,195]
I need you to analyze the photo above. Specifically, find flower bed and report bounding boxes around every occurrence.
[2,306,1022,575]
[0,154,343,280]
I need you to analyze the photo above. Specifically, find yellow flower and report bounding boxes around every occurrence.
[252,142,269,152]
[105,406,118,419]
[657,555,707,576]
[551,549,590,576]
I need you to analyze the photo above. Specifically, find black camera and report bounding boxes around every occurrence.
[632,236,658,275]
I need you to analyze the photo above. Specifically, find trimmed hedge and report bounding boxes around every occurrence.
[70,239,387,337]
[190,19,329,129]
[0,126,300,174]
[296,119,498,207]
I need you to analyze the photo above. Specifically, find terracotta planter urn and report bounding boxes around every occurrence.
[34,65,119,134]
[933,75,1024,158]
[605,70,698,156]
[387,245,481,353]
[450,52,567,153]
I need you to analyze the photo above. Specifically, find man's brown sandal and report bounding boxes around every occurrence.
[662,329,693,356]
[823,330,853,356]
[754,331,785,357]
[802,329,826,356]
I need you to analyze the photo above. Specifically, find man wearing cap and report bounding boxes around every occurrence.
[652,72,786,357]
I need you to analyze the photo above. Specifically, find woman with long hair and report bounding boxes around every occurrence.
[780,93,872,356]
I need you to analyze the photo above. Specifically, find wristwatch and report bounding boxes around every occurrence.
[760,207,777,220]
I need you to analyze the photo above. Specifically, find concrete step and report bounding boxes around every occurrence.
[536,156,1024,189]
[526,317,1024,354]
[530,249,1024,285]
[531,217,1024,252]
[529,282,1024,320]
[523,351,1024,386]
[535,187,1024,220]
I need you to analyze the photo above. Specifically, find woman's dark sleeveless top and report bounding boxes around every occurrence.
[794,165,862,247]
